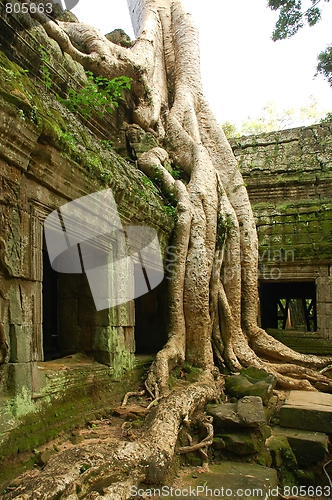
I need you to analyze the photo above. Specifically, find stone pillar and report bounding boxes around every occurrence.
[316,277,332,339]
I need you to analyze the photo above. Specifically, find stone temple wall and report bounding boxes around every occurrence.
[231,125,332,339]
[0,3,173,451]
[0,0,331,457]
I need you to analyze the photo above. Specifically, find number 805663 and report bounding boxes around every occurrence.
[5,3,53,14]
[283,485,331,497]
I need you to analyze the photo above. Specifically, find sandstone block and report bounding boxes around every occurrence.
[280,390,332,433]
[272,426,328,466]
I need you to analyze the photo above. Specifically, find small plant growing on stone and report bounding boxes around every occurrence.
[163,204,177,218]
[79,463,91,473]
[39,46,52,90]
[320,112,332,123]
[100,139,113,150]
[171,164,181,179]
[58,71,132,118]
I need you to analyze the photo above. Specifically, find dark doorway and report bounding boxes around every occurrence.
[42,236,60,360]
[260,281,317,332]
[134,270,168,354]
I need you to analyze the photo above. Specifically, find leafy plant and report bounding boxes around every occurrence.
[163,205,177,218]
[18,109,25,121]
[141,175,158,193]
[79,463,91,473]
[171,164,182,179]
[268,0,332,88]
[39,46,52,90]
[58,71,132,118]
[100,139,113,150]
[61,131,77,145]
[320,111,332,123]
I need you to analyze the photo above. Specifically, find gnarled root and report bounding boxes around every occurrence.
[2,372,223,500]
[178,414,214,454]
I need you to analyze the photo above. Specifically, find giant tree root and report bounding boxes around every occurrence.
[10,7,332,498]
[2,372,222,500]
[27,0,332,394]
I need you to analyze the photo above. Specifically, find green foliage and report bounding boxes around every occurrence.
[222,121,241,139]
[58,71,131,118]
[268,0,332,87]
[163,204,177,218]
[242,98,325,133]
[316,45,332,86]
[79,463,91,473]
[216,213,233,248]
[171,164,182,179]
[61,131,77,145]
[141,175,160,195]
[39,46,52,90]
[268,0,329,40]
[100,139,113,150]
[320,111,332,122]
[225,98,328,136]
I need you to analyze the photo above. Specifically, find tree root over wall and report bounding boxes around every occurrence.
[4,0,332,496]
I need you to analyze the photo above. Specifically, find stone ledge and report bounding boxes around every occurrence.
[280,391,332,433]
[271,426,328,466]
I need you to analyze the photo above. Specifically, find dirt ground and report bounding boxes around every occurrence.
[1,391,332,500]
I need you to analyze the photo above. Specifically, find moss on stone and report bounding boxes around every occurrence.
[254,199,332,262]
[0,358,149,487]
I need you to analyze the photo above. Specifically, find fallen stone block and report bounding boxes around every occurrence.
[272,426,328,466]
[164,462,278,499]
[237,396,266,427]
[207,395,266,431]
[207,402,241,429]
[280,391,332,433]
[225,366,277,404]
[218,429,264,455]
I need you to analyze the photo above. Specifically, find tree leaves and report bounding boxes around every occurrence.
[268,0,332,87]
[316,45,332,86]
[269,0,329,40]
[58,72,132,118]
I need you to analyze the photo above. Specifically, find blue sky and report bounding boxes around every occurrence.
[72,0,332,127]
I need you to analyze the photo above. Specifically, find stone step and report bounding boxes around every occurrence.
[207,396,266,430]
[163,463,278,499]
[271,426,329,466]
[279,390,332,433]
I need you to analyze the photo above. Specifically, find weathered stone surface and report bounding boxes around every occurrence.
[212,436,225,450]
[272,426,328,466]
[266,434,298,469]
[207,396,266,430]
[166,463,278,499]
[0,24,173,442]
[207,402,241,428]
[225,367,276,404]
[280,391,332,433]
[105,29,132,48]
[231,124,332,340]
[218,429,264,455]
[126,124,159,157]
[237,396,267,427]
[38,449,52,466]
